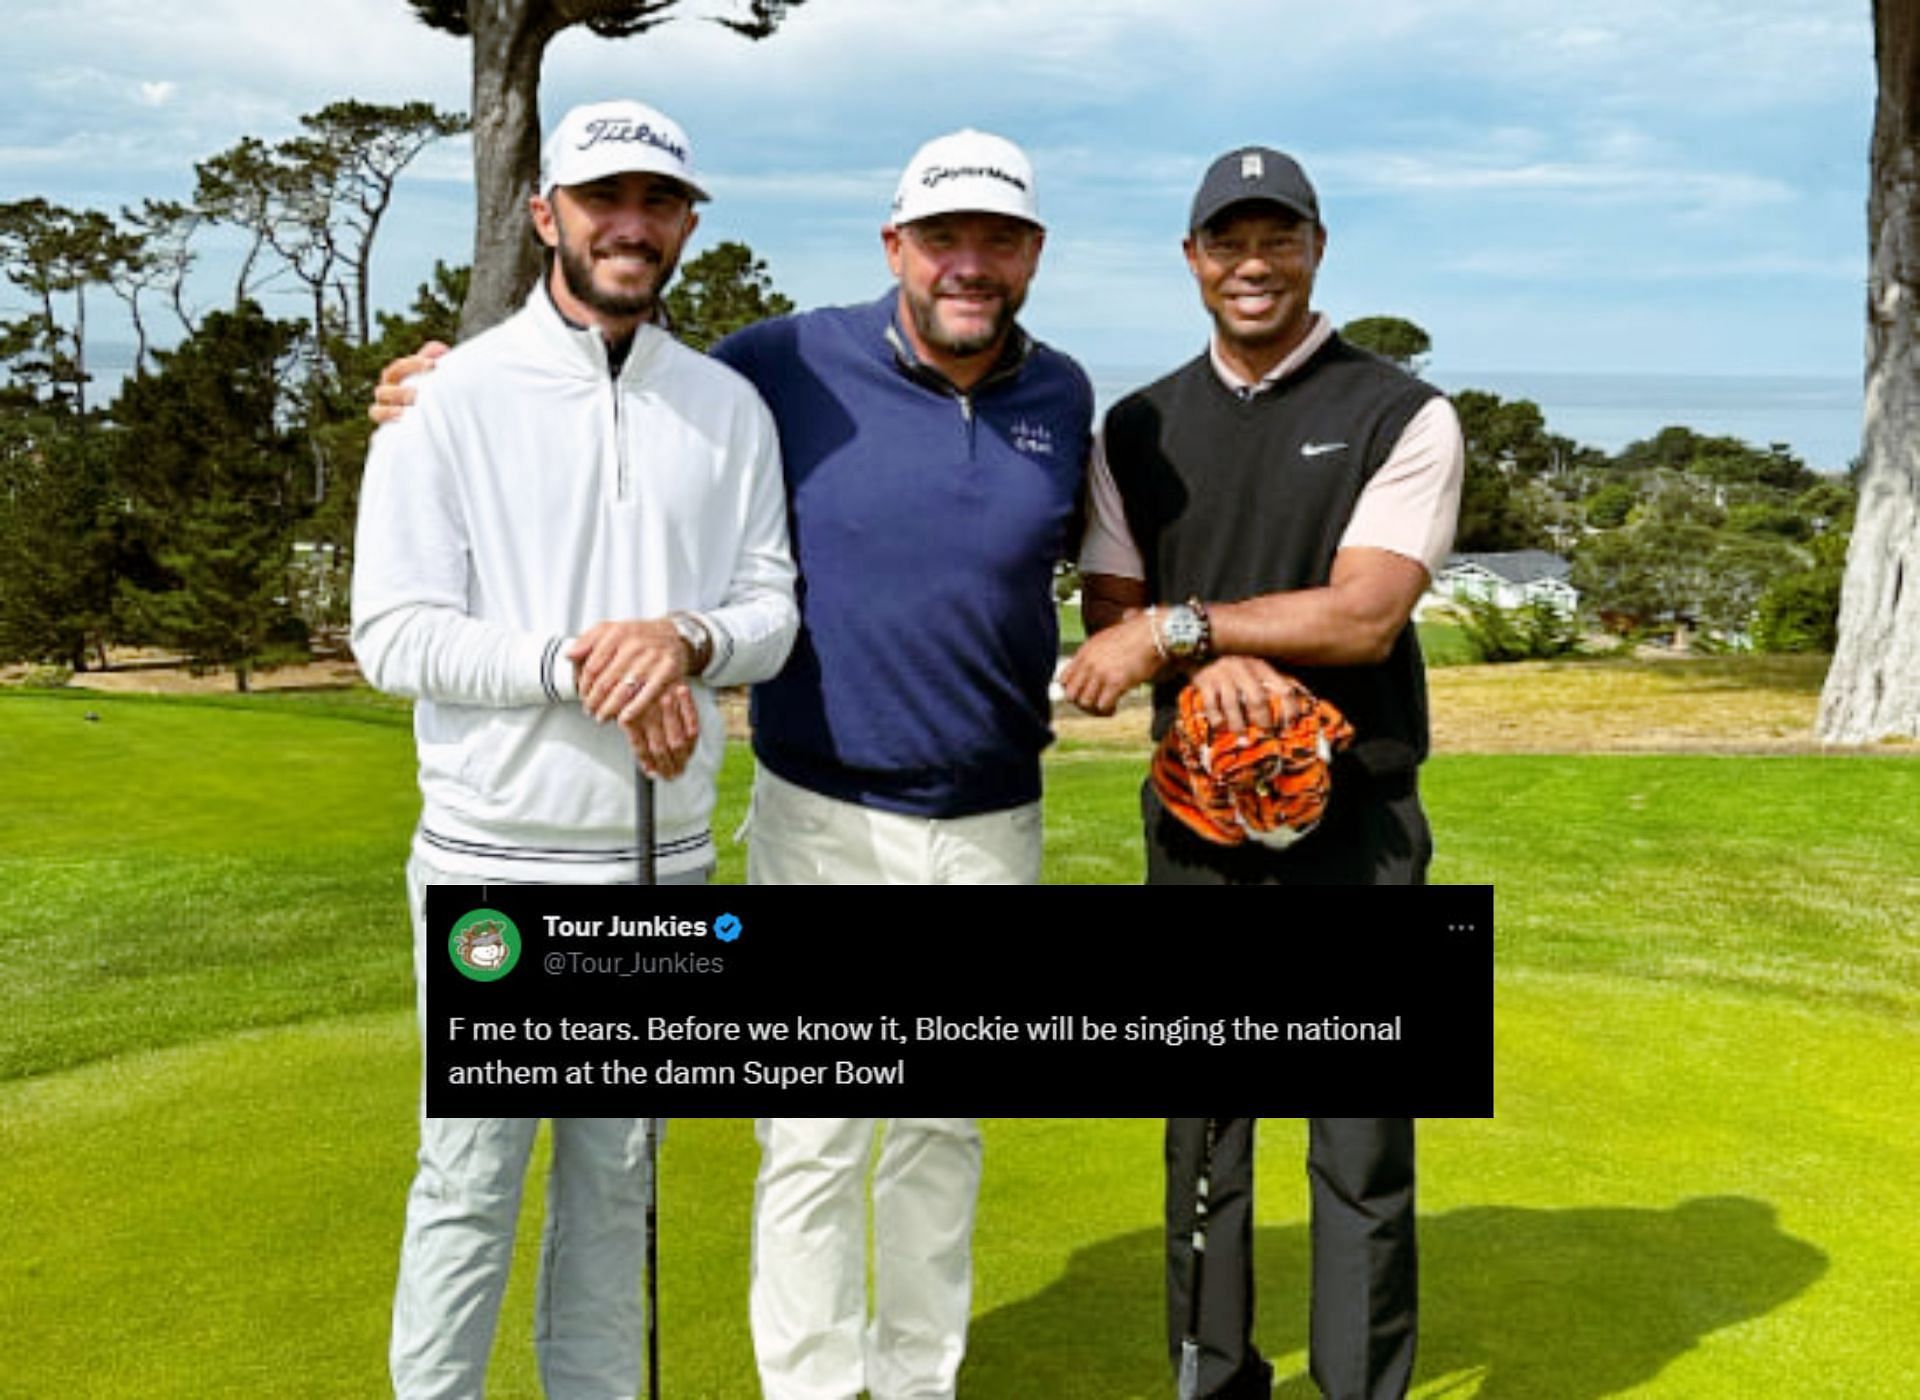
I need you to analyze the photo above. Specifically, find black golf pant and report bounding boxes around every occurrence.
[1165,1117,1418,1400]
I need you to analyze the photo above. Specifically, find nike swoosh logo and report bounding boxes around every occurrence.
[1301,441,1348,457]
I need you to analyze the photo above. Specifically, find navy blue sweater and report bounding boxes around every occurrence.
[714,291,1091,817]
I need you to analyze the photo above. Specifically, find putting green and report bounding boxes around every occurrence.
[7,691,1914,1394]
[4,969,1913,1397]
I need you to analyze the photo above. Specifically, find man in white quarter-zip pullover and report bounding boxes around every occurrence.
[351,99,796,1400]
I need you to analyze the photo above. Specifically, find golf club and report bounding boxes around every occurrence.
[1177,1117,1218,1400]
[636,762,660,1399]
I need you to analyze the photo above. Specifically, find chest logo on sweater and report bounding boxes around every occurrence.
[1009,419,1057,457]
[1300,441,1349,458]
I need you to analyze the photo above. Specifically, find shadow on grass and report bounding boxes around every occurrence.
[964,1196,1825,1398]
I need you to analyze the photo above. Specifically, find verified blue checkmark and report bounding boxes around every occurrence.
[715,913,742,943]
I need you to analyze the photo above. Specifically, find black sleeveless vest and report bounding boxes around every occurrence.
[1103,334,1440,780]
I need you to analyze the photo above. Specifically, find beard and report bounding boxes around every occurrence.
[904,276,1026,360]
[553,209,675,321]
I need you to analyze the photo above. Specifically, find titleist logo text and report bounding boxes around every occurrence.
[576,118,687,163]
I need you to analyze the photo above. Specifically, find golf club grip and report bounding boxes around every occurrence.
[635,765,657,886]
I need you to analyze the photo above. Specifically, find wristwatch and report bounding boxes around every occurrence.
[670,612,713,676]
[1158,599,1213,662]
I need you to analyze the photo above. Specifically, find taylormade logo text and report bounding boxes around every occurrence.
[920,163,1028,192]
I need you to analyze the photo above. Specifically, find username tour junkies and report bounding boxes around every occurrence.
[544,914,709,938]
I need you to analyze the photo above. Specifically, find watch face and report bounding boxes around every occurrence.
[1163,604,1205,656]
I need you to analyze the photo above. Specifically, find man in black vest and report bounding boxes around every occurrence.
[1059,149,1463,1399]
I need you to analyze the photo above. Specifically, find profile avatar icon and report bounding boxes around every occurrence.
[449,909,522,981]
[460,921,508,969]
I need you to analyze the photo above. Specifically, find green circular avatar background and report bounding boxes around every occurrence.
[449,908,521,982]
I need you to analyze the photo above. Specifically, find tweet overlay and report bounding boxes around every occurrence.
[425,885,1493,1116]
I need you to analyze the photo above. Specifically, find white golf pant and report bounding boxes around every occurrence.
[751,1117,984,1400]
[744,765,1042,886]
[392,853,693,1400]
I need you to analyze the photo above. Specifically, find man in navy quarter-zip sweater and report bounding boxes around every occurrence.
[1061,147,1465,1400]
[712,131,1091,1400]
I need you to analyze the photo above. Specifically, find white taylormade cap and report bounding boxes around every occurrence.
[890,129,1041,229]
[539,100,709,202]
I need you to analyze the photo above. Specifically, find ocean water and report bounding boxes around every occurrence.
[75,340,1864,478]
[1087,364,1865,477]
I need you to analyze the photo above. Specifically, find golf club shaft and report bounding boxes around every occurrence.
[636,768,658,1396]
[645,1116,660,1399]
[1177,1117,1217,1400]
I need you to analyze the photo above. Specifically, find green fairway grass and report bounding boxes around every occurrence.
[0,689,419,1080]
[5,983,1912,1397]
[1416,618,1476,667]
[4,686,1917,1396]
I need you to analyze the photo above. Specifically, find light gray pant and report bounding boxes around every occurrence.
[391,853,701,1400]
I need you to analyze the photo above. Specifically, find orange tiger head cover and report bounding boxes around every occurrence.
[1151,679,1355,849]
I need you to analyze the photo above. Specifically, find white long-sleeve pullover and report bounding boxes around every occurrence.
[351,289,797,880]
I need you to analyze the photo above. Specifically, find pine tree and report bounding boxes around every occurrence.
[113,304,307,691]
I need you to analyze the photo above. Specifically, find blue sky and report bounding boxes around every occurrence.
[1,0,1874,384]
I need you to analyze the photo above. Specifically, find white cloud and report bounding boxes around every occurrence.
[1546,25,1622,51]
[702,168,895,206]
[0,0,1872,381]
[403,138,477,188]
[0,142,77,171]
[1319,144,1793,217]
[1444,248,1863,282]
[8,0,464,121]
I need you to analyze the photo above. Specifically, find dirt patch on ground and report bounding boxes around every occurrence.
[1045,654,1904,756]
[12,649,1911,755]
[1426,656,1833,753]
[44,655,365,695]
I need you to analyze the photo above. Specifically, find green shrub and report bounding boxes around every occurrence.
[5,664,74,689]
[1454,595,1582,664]
[1754,568,1842,653]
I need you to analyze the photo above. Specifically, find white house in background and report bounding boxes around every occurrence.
[1419,550,1579,618]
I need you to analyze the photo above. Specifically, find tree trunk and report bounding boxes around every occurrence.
[355,221,377,346]
[459,0,560,340]
[235,233,263,308]
[170,276,195,337]
[73,284,88,416]
[129,291,150,377]
[1820,0,1920,742]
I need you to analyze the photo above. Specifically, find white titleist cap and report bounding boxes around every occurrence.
[890,129,1041,229]
[539,100,709,202]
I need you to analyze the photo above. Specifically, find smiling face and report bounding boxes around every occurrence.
[882,211,1044,389]
[1183,204,1325,380]
[531,171,699,337]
